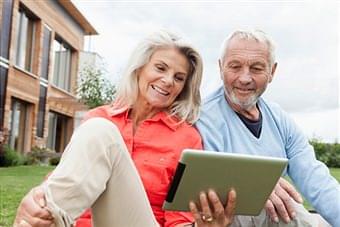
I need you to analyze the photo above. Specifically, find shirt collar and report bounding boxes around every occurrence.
[106,105,181,131]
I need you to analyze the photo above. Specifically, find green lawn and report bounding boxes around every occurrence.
[0,166,339,227]
[0,165,54,227]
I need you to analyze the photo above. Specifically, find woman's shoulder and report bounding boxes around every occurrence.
[83,105,112,121]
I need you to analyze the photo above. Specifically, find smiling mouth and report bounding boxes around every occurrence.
[151,85,170,96]
[235,87,254,94]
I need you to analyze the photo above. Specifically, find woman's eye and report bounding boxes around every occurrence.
[155,65,165,71]
[175,76,185,82]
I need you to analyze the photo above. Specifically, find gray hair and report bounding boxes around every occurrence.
[116,30,203,124]
[219,29,276,67]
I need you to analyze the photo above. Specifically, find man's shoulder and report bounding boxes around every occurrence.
[202,86,225,111]
[259,98,288,118]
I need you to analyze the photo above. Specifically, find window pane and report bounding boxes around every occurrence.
[47,112,57,150]
[15,9,35,72]
[40,27,51,80]
[52,38,72,92]
[36,85,47,137]
[0,0,14,59]
[0,67,8,126]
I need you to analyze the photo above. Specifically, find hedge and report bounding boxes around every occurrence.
[310,140,340,168]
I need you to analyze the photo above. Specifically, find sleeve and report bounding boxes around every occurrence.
[163,132,202,227]
[284,114,340,226]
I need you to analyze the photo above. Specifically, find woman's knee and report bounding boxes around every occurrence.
[76,117,122,144]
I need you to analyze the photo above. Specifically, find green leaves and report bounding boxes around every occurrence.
[77,65,116,109]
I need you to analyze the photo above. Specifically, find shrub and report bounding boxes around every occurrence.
[311,139,340,168]
[25,146,56,165]
[0,145,26,167]
[49,154,61,166]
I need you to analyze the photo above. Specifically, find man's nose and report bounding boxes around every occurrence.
[239,68,252,83]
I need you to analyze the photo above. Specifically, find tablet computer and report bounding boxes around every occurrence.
[163,149,288,216]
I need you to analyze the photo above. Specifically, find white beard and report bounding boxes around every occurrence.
[225,87,259,110]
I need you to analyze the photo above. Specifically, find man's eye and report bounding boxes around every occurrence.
[251,67,264,72]
[230,65,241,69]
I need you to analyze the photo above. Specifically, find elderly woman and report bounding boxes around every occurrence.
[14,31,236,227]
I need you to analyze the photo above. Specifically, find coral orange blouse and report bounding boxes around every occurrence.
[75,105,202,227]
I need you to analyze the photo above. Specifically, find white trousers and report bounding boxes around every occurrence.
[232,201,322,227]
[43,118,159,227]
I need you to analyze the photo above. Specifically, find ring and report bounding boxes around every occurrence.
[201,214,213,222]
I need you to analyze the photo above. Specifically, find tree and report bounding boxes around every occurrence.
[77,65,116,109]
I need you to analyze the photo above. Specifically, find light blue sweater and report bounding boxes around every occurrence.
[196,86,340,226]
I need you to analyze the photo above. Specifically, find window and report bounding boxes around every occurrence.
[40,26,52,80]
[9,98,29,152]
[0,0,14,59]
[47,112,69,153]
[15,6,36,72]
[53,37,72,92]
[36,85,47,138]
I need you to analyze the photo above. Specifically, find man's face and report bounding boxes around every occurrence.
[219,37,276,110]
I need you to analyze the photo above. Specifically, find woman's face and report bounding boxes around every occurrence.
[137,48,190,110]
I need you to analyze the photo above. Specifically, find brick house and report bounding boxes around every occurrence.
[0,0,97,153]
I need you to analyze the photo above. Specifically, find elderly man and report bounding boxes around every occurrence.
[196,29,340,226]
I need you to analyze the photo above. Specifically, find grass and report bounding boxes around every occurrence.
[0,165,54,227]
[0,166,339,227]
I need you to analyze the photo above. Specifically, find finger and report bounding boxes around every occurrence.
[265,199,279,223]
[32,187,46,208]
[189,201,202,225]
[16,206,54,227]
[18,219,31,227]
[26,187,53,220]
[199,192,213,220]
[208,190,224,218]
[278,178,303,203]
[270,193,290,223]
[224,189,236,218]
[274,183,296,220]
[31,188,53,220]
[26,216,54,227]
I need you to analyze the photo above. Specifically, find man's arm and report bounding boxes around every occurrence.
[284,114,340,226]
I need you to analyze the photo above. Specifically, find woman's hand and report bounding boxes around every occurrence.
[189,189,236,227]
[13,186,54,227]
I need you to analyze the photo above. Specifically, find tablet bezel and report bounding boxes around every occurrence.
[162,149,288,215]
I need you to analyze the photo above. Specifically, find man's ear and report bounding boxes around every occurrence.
[218,59,223,80]
[269,62,278,83]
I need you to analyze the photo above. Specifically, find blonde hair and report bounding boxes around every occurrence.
[116,30,203,124]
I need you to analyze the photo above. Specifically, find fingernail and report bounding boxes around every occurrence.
[274,217,279,223]
[285,217,291,223]
[298,196,303,203]
[291,212,296,219]
[39,198,45,207]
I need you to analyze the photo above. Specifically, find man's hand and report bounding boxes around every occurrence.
[13,186,54,227]
[265,177,303,223]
